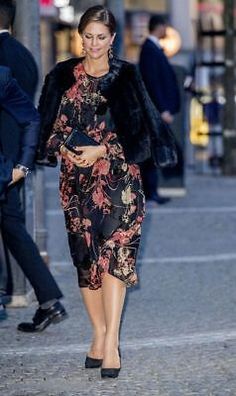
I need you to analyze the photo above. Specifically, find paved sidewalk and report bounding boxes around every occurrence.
[1,173,236,396]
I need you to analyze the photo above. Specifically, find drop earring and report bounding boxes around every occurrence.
[81,41,86,56]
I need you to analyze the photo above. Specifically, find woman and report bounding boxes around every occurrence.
[38,5,176,378]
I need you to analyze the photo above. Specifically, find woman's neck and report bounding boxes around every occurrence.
[83,55,110,77]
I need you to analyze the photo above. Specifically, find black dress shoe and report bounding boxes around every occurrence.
[85,356,103,369]
[17,301,68,332]
[101,348,121,379]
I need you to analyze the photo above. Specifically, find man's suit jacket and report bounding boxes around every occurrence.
[0,32,38,167]
[0,32,38,99]
[0,66,40,196]
[0,154,12,198]
[139,38,180,115]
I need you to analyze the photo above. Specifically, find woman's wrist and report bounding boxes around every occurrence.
[60,144,68,156]
[99,145,107,158]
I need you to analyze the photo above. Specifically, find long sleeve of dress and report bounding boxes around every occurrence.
[103,132,124,162]
[46,109,68,156]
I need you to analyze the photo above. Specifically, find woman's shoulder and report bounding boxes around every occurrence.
[112,58,142,89]
[44,57,84,90]
[111,58,139,83]
[114,57,137,72]
[50,57,83,76]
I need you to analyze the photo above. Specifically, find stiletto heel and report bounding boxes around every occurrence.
[85,356,103,368]
[101,347,121,379]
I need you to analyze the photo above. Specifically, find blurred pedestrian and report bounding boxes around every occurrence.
[0,0,37,310]
[139,15,180,205]
[0,0,38,98]
[37,5,176,378]
[0,0,39,290]
[0,66,68,328]
[0,0,67,330]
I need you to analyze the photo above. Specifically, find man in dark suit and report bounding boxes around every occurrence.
[0,1,68,331]
[139,15,180,204]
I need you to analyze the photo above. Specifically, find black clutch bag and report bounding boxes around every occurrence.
[64,128,99,154]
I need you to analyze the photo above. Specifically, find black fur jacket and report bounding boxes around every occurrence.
[37,57,177,167]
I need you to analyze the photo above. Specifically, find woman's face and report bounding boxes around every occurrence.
[81,21,115,59]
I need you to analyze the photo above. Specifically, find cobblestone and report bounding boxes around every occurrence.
[1,173,236,395]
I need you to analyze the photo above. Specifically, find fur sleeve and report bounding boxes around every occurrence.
[36,70,61,165]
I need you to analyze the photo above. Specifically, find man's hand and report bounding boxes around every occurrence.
[9,168,25,185]
[161,111,174,124]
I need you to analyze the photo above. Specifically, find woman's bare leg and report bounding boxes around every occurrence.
[80,287,106,359]
[101,273,126,368]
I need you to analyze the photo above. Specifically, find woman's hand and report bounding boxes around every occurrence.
[60,144,106,167]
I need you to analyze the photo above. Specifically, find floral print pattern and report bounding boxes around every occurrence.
[47,63,145,289]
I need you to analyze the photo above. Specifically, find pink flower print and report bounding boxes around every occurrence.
[82,218,92,228]
[93,159,110,176]
[112,230,130,245]
[65,126,72,133]
[66,84,78,100]
[87,123,105,142]
[92,188,105,209]
[90,263,102,289]
[61,194,70,208]
[98,256,110,272]
[98,121,106,131]
[60,114,68,123]
[85,231,91,247]
[73,63,84,80]
[64,158,74,172]
[128,165,140,178]
[137,216,144,223]
[102,131,116,144]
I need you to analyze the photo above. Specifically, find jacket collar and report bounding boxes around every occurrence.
[147,35,162,48]
[52,56,129,95]
[145,37,163,51]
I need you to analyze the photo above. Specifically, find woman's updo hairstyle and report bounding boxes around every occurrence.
[78,5,116,36]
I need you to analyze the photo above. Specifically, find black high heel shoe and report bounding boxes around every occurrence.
[101,348,121,379]
[85,356,103,369]
[101,366,121,378]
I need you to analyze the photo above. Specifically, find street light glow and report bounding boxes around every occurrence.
[160,26,182,58]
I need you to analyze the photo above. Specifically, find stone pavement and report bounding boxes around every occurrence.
[1,172,236,396]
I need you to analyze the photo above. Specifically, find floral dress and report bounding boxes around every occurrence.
[47,63,145,290]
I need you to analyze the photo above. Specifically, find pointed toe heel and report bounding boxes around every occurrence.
[101,347,121,378]
[101,367,121,379]
[85,356,103,369]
